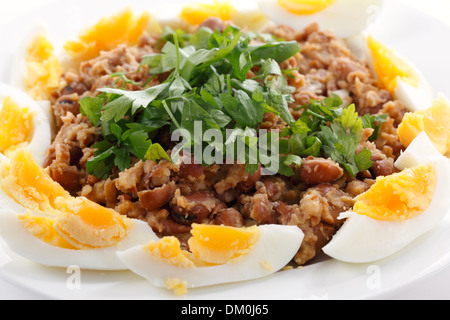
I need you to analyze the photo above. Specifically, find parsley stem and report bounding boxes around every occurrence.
[306,109,327,120]
[162,100,181,129]
[173,32,181,75]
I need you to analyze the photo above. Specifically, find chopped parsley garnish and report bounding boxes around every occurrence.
[80,25,386,179]
[284,95,388,177]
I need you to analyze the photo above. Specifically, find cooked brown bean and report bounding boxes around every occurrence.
[170,191,219,225]
[104,178,118,208]
[61,82,88,96]
[273,201,294,224]
[159,219,192,235]
[177,163,204,179]
[212,208,244,227]
[52,94,81,128]
[298,157,344,185]
[50,165,80,191]
[371,158,396,177]
[215,188,239,203]
[262,177,286,201]
[47,143,81,191]
[199,17,225,32]
[138,182,176,211]
[240,193,276,224]
[147,208,193,236]
[237,166,262,193]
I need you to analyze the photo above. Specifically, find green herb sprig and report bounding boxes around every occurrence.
[283,95,388,176]
[80,24,385,179]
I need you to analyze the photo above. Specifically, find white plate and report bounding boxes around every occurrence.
[1,0,450,300]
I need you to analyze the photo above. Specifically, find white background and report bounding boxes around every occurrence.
[0,0,450,300]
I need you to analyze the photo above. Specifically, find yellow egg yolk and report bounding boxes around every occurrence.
[353,163,436,222]
[180,0,237,25]
[64,8,150,62]
[56,197,123,229]
[1,149,131,249]
[18,214,77,249]
[188,224,259,264]
[398,97,450,156]
[52,199,131,249]
[277,0,336,15]
[144,237,196,268]
[1,148,70,213]
[367,35,419,96]
[144,224,260,268]
[0,97,33,154]
[165,278,188,296]
[26,34,63,100]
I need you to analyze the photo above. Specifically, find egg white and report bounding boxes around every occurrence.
[322,133,450,263]
[394,77,434,112]
[0,83,52,167]
[117,224,304,289]
[395,131,443,171]
[0,211,160,271]
[258,0,384,39]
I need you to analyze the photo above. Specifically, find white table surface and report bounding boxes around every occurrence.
[1,0,450,300]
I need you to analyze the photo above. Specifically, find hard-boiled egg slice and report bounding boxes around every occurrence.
[365,35,434,112]
[117,223,304,295]
[155,0,270,32]
[9,22,63,102]
[0,147,70,215]
[24,32,63,101]
[258,0,384,39]
[397,96,450,157]
[64,7,151,63]
[0,211,156,271]
[0,84,51,167]
[322,133,450,263]
[0,148,159,270]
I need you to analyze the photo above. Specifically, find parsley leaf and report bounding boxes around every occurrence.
[249,41,301,63]
[98,81,171,118]
[145,143,171,162]
[361,113,389,141]
[318,104,373,176]
[79,94,107,126]
[220,89,264,128]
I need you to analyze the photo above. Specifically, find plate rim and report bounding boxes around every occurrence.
[0,0,450,300]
